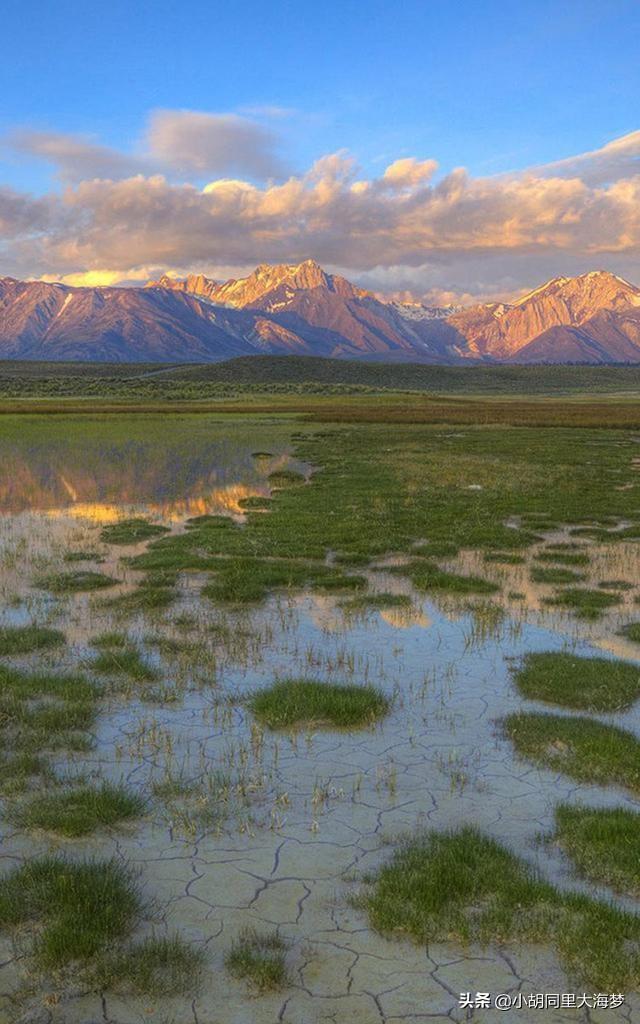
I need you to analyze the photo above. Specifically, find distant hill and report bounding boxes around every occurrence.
[1,262,640,364]
[3,354,640,397]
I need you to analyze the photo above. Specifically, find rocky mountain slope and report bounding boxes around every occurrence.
[1,262,639,363]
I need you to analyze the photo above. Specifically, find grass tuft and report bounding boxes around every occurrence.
[339,592,412,612]
[91,643,157,681]
[92,934,204,994]
[100,518,169,545]
[225,927,290,991]
[391,560,499,595]
[37,570,119,593]
[620,622,640,643]
[503,711,640,791]
[552,804,640,895]
[530,566,585,585]
[512,651,640,712]
[0,624,65,655]
[250,678,390,729]
[10,781,145,836]
[0,856,141,968]
[543,587,620,619]
[361,826,640,989]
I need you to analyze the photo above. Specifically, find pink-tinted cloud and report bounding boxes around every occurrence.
[1,127,640,299]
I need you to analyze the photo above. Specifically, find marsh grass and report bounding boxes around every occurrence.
[92,644,158,681]
[484,552,526,564]
[620,622,640,642]
[552,804,640,895]
[103,573,176,612]
[360,826,640,989]
[598,579,635,590]
[512,651,640,712]
[64,549,104,563]
[0,752,55,795]
[503,712,640,791]
[91,630,129,649]
[390,560,499,595]
[203,557,362,604]
[92,934,204,995]
[0,857,141,968]
[535,551,591,567]
[530,567,585,585]
[339,592,412,611]
[0,624,65,655]
[0,664,98,754]
[267,469,305,487]
[100,517,169,545]
[238,496,272,510]
[249,678,390,729]
[10,781,145,836]
[543,587,621,619]
[225,927,290,991]
[37,570,120,593]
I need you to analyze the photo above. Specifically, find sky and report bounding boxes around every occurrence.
[0,0,639,302]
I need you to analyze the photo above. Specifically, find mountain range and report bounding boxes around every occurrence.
[1,260,640,364]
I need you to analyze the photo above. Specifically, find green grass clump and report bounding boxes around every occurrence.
[394,560,499,595]
[10,781,145,836]
[184,514,235,528]
[512,651,640,712]
[93,934,204,994]
[361,826,640,989]
[620,622,640,642]
[103,573,176,612]
[598,579,634,590]
[92,643,157,681]
[249,678,389,729]
[0,664,98,752]
[0,857,141,968]
[238,496,272,510]
[37,570,119,593]
[91,630,129,649]
[543,587,621,619]
[503,712,640,791]
[333,551,372,566]
[100,518,169,545]
[0,624,65,655]
[484,552,526,564]
[535,551,590,567]
[552,804,640,895]
[268,469,305,487]
[0,752,54,795]
[203,557,358,604]
[64,549,104,563]
[225,927,290,991]
[339,592,412,611]
[530,567,585,585]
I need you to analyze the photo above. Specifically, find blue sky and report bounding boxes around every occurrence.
[1,0,639,297]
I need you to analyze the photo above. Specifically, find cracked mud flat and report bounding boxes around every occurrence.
[0,424,639,1024]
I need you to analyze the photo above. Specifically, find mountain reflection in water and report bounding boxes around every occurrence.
[0,419,297,520]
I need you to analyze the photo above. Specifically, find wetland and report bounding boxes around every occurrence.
[0,410,639,1023]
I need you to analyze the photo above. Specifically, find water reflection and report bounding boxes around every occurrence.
[0,417,299,520]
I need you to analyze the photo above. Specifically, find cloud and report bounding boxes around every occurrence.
[531,130,640,186]
[382,157,438,188]
[1,127,640,298]
[8,130,147,183]
[146,109,289,179]
[7,109,289,185]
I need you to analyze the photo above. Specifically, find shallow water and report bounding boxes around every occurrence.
[0,418,639,1024]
